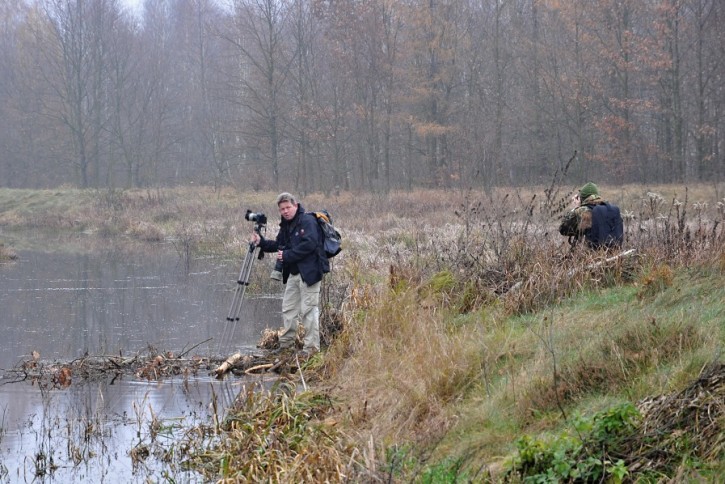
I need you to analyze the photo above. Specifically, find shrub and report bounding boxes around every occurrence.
[636,263,674,299]
[0,243,18,261]
[505,403,639,483]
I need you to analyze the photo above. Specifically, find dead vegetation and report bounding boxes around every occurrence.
[0,242,17,261]
[181,384,356,482]
[626,362,725,477]
[1,347,220,388]
[1,183,724,481]
[1,342,317,389]
[311,184,724,481]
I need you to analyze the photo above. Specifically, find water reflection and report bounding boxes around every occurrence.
[1,375,271,482]
[0,233,282,482]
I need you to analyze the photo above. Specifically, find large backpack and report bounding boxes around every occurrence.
[587,202,624,249]
[309,209,342,258]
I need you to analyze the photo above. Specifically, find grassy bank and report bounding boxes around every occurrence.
[177,255,724,482]
[2,184,724,481]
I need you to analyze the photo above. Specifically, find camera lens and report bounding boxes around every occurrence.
[245,210,266,224]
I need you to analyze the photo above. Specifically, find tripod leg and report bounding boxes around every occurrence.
[226,283,242,322]
[219,243,259,356]
[226,246,254,321]
[230,252,257,321]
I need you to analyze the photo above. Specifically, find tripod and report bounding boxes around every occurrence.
[218,223,265,355]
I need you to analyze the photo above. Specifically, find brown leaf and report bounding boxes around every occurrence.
[57,367,72,387]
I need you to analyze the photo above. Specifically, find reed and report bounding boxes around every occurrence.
[2,183,723,481]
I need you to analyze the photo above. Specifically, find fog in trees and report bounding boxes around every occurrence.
[1,0,723,191]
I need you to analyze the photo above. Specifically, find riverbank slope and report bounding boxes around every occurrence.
[2,185,724,481]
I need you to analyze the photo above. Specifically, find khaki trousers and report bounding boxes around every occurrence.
[278,274,321,351]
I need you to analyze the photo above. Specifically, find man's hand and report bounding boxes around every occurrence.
[570,194,580,209]
[251,232,261,246]
[277,249,283,261]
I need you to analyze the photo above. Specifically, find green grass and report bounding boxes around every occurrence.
[0,188,92,213]
[1,185,723,481]
[423,265,724,480]
[313,260,723,480]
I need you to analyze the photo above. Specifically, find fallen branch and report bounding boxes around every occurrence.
[505,248,637,296]
[244,363,273,374]
[179,338,213,358]
[214,352,242,379]
[567,248,637,276]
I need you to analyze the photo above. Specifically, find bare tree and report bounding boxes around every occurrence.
[686,0,722,181]
[220,0,297,189]
[403,0,464,188]
[2,0,725,189]
[26,0,122,187]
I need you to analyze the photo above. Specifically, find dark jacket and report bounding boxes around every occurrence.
[559,197,623,249]
[587,202,624,249]
[259,203,329,285]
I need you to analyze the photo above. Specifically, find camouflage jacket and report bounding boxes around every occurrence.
[559,194,605,239]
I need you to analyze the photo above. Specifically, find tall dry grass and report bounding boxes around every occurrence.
[183,383,356,482]
[3,184,724,480]
[312,183,724,479]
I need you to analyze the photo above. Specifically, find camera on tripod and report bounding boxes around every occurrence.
[245,210,267,225]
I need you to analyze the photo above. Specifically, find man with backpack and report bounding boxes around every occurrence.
[559,182,624,249]
[251,192,329,356]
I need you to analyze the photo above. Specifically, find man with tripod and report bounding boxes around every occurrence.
[252,192,329,355]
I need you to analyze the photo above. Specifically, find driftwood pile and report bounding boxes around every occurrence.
[213,327,314,379]
[1,331,310,388]
[1,348,220,389]
[213,349,307,380]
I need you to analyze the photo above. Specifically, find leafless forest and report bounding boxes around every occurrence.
[0,0,723,192]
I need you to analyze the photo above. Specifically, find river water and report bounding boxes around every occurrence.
[0,231,282,482]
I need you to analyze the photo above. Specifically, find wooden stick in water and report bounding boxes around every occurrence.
[214,352,242,378]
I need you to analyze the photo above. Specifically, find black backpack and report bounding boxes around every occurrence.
[587,203,624,249]
[309,210,342,258]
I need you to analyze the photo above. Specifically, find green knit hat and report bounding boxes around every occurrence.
[579,182,599,200]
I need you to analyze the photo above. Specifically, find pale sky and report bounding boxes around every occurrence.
[122,0,142,11]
